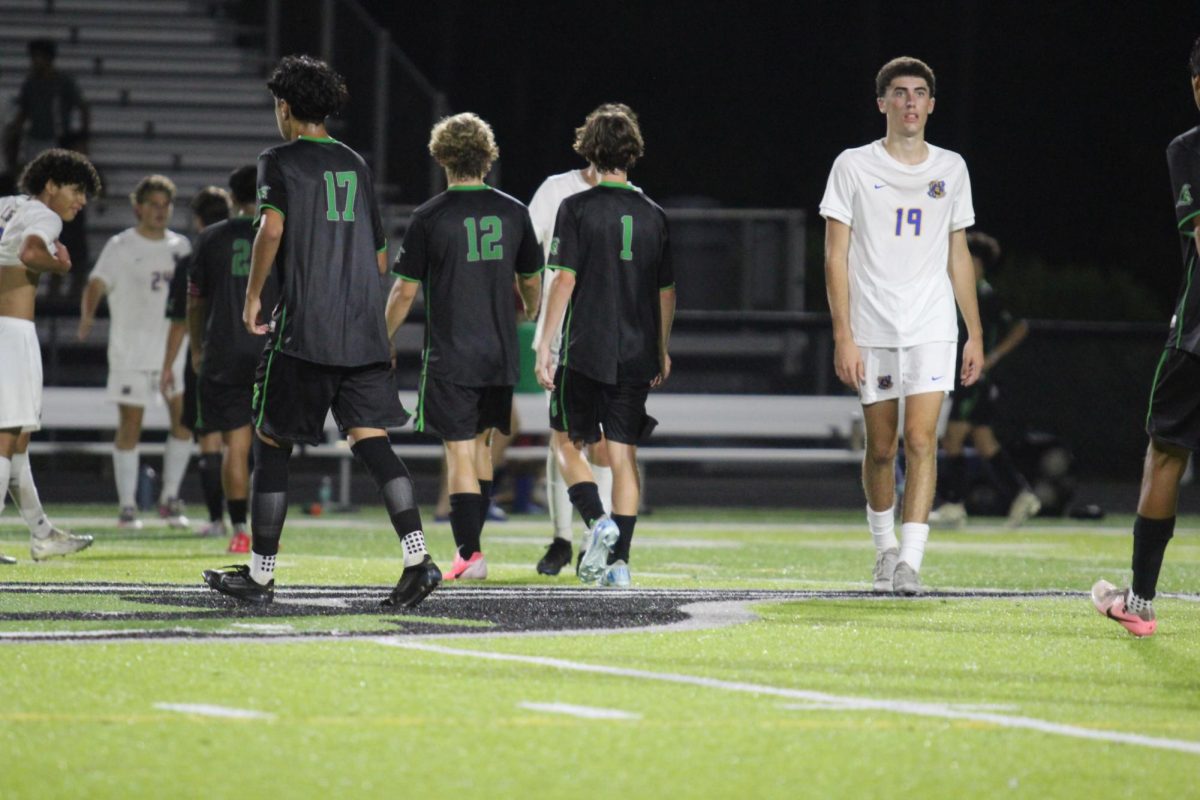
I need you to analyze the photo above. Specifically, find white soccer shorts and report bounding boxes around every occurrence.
[858,340,957,405]
[0,317,43,432]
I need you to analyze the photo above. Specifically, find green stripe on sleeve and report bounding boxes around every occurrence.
[548,265,575,275]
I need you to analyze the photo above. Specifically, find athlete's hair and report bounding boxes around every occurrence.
[191,186,231,226]
[428,112,499,180]
[130,174,176,205]
[876,56,936,97]
[266,55,348,124]
[18,148,101,197]
[573,106,644,173]
[1190,36,1200,77]
[228,165,257,205]
[966,231,1001,270]
[28,39,57,60]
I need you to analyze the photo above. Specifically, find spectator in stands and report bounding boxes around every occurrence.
[3,39,91,172]
[78,175,193,530]
[535,106,675,587]
[819,56,983,596]
[388,112,542,582]
[186,166,279,555]
[1091,36,1200,637]
[0,148,100,562]
[162,186,232,543]
[529,103,638,577]
[929,231,1041,528]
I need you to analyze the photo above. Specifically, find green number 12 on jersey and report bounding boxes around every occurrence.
[464,216,503,262]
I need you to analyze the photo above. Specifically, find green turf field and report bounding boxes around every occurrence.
[1,506,1198,799]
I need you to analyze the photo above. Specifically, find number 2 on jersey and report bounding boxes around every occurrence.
[231,239,251,276]
[464,216,503,262]
[894,208,922,236]
[323,171,358,222]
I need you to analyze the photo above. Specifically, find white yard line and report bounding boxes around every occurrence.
[382,640,1200,756]
[153,703,275,720]
[518,702,641,720]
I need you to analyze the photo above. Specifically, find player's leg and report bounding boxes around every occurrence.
[895,390,944,594]
[158,391,192,528]
[972,425,1041,526]
[484,408,512,521]
[589,434,614,515]
[538,387,576,575]
[196,432,226,537]
[113,402,144,528]
[222,425,253,553]
[930,419,970,527]
[10,432,93,560]
[0,428,19,564]
[596,381,652,587]
[861,398,900,591]
[443,436,485,578]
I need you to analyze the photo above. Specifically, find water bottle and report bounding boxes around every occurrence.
[318,476,333,509]
[136,465,158,511]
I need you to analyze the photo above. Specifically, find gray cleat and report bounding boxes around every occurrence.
[578,516,619,584]
[31,528,95,561]
[893,560,924,596]
[873,547,899,593]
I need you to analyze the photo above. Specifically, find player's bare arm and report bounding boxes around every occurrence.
[160,321,185,395]
[385,277,419,340]
[517,273,541,322]
[824,218,862,389]
[186,294,208,373]
[244,208,282,334]
[983,319,1028,373]
[948,228,984,386]
[653,285,676,388]
[535,271,575,390]
[19,234,70,274]
[77,275,106,340]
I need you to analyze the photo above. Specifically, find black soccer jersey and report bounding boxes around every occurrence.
[165,252,190,322]
[548,182,675,385]
[394,185,543,386]
[189,216,280,385]
[1165,126,1200,355]
[954,280,1015,389]
[256,136,389,367]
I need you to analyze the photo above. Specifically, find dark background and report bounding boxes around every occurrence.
[355,0,1197,319]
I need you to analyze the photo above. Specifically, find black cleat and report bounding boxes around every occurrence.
[536,538,573,576]
[203,564,274,604]
[382,555,441,609]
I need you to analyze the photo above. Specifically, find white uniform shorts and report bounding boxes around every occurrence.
[106,348,184,407]
[0,317,43,432]
[858,340,957,406]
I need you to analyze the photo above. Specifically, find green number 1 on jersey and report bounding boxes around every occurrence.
[620,215,634,261]
[464,216,503,262]
[323,171,358,222]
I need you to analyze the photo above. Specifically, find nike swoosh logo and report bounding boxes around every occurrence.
[931,375,944,381]
[873,184,887,189]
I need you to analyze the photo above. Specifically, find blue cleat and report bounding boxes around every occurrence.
[600,560,631,588]
[578,516,618,584]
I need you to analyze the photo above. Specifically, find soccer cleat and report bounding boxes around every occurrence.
[536,538,573,576]
[199,520,226,539]
[202,564,274,604]
[1006,490,1042,528]
[577,516,619,584]
[31,528,94,561]
[1091,579,1157,637]
[0,553,16,565]
[382,555,441,609]
[485,502,508,522]
[873,547,899,593]
[226,528,251,554]
[893,561,924,596]
[600,560,631,588]
[442,550,487,580]
[117,506,143,530]
[928,502,967,529]
[160,498,190,529]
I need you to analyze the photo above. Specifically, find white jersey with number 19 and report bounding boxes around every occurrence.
[819,140,974,348]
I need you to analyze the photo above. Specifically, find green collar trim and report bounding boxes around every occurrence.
[598,181,634,190]
[298,135,337,143]
[448,184,491,191]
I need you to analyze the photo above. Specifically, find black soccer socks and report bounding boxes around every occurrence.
[250,437,292,557]
[351,436,424,542]
[450,492,483,557]
[1131,515,1175,600]
[197,453,225,523]
[567,482,606,529]
[612,514,637,564]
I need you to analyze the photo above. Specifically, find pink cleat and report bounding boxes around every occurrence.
[226,529,251,554]
[442,551,487,581]
[1091,579,1157,637]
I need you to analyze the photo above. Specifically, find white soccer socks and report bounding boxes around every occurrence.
[898,522,930,573]
[592,464,614,516]
[9,452,52,538]
[546,449,573,542]
[867,504,899,551]
[113,447,139,509]
[160,435,192,504]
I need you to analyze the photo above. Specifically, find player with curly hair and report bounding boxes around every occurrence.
[0,148,100,562]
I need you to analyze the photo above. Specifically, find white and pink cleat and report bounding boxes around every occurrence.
[1091,579,1157,637]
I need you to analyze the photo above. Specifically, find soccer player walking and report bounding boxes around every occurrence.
[202,55,440,607]
[0,148,100,562]
[820,57,984,595]
[388,113,542,581]
[1091,37,1200,637]
[535,108,675,587]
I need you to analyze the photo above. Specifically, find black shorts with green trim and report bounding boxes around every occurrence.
[196,375,254,433]
[948,380,997,426]
[1145,347,1200,452]
[548,366,657,446]
[251,350,410,446]
[415,376,513,442]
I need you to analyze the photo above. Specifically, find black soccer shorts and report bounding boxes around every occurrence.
[948,380,998,426]
[415,376,513,441]
[1145,347,1200,452]
[252,350,409,446]
[548,366,657,446]
[196,375,254,433]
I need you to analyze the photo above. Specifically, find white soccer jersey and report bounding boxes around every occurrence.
[819,140,974,347]
[90,228,191,371]
[0,195,62,267]
[529,169,591,350]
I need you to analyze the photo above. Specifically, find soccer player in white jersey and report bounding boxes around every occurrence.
[0,148,100,562]
[529,103,638,577]
[820,57,984,595]
[79,175,193,529]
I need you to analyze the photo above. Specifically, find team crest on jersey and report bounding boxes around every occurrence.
[550,237,560,256]
[877,375,893,390]
[1178,183,1193,207]
[927,180,946,199]
[258,185,270,200]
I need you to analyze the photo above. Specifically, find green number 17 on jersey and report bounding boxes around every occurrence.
[323,171,358,222]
